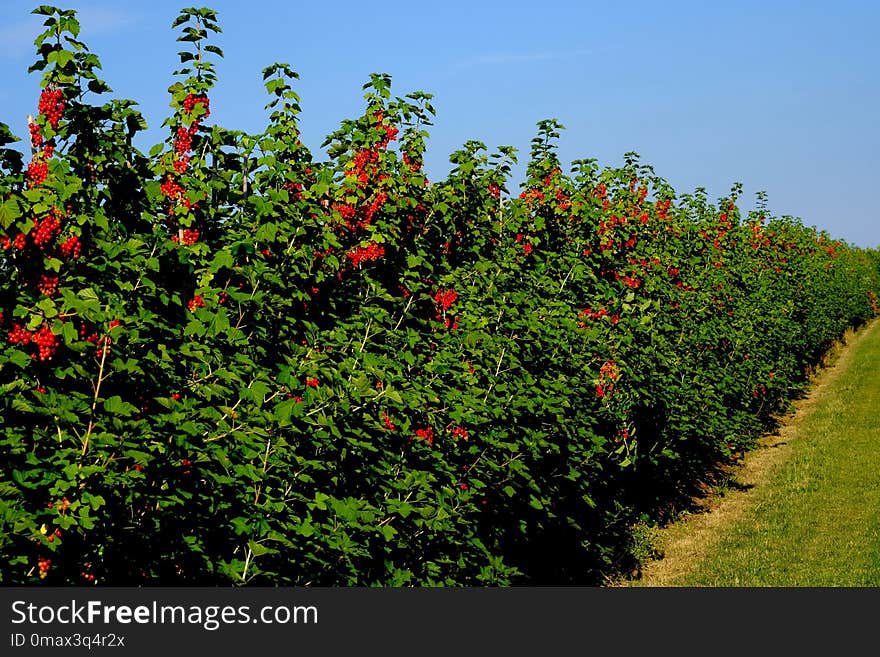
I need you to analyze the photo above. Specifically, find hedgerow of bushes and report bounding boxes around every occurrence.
[1,6,878,585]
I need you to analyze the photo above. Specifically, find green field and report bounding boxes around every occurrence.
[630,320,880,586]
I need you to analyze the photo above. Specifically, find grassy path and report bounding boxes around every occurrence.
[629,319,880,586]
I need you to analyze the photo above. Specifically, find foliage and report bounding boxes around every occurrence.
[1,6,878,585]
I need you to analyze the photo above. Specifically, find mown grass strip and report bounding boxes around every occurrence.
[631,319,880,586]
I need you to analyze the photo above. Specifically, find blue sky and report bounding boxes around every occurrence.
[1,0,877,247]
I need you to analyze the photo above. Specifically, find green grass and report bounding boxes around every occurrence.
[642,320,880,586]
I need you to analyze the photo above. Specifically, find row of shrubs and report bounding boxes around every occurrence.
[1,6,878,585]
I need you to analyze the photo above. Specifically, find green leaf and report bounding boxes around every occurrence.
[103,396,137,417]
[47,49,73,67]
[7,350,31,369]
[211,249,233,271]
[37,297,57,318]
[62,322,77,345]
[247,540,276,557]
[12,398,34,413]
[87,79,111,94]
[275,397,304,426]
[78,288,99,300]
[78,507,95,531]
[0,199,22,229]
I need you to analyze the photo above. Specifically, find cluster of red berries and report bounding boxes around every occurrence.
[38,89,65,129]
[335,203,356,221]
[414,427,435,446]
[595,360,620,399]
[361,191,388,227]
[170,94,210,174]
[655,198,672,220]
[162,90,206,224]
[183,92,210,116]
[33,324,59,361]
[60,235,81,259]
[433,288,460,329]
[187,295,206,311]
[9,324,59,361]
[170,228,200,245]
[554,186,572,212]
[47,497,71,512]
[434,288,458,311]
[27,160,48,186]
[577,306,619,329]
[451,426,469,440]
[378,123,398,150]
[346,241,385,267]
[349,149,379,189]
[175,126,193,156]
[614,272,641,289]
[8,324,31,345]
[37,557,51,579]
[402,152,421,172]
[93,335,112,358]
[305,377,320,388]
[78,323,94,341]
[173,155,190,173]
[37,275,59,296]
[26,89,65,188]
[78,323,112,358]
[333,129,396,237]
[519,188,545,205]
[369,111,399,150]
[31,214,61,248]
[160,177,185,200]
[29,121,43,148]
[285,181,304,201]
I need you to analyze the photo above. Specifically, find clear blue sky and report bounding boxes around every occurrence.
[1,0,877,247]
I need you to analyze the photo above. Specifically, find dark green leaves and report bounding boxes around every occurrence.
[1,2,877,590]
